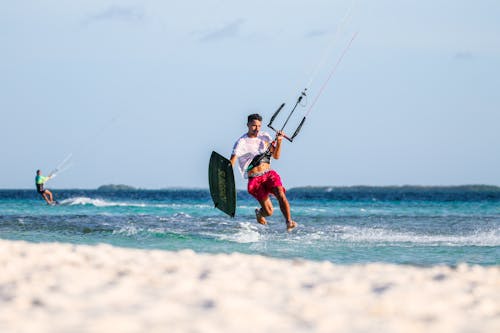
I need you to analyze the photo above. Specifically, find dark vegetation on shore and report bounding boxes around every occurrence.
[97,184,137,191]
[287,185,500,192]
[94,184,500,192]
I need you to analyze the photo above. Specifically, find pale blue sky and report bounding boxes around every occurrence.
[1,0,499,189]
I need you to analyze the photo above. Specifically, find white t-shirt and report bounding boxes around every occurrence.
[232,132,273,178]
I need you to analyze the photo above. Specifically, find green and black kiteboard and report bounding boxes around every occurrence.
[208,151,236,217]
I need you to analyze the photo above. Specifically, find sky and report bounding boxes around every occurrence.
[1,0,499,189]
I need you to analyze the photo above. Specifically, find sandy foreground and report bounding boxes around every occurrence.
[0,240,498,333]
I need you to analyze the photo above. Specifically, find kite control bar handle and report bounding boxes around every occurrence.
[267,103,294,142]
[268,124,293,142]
[268,118,306,142]
[267,89,307,142]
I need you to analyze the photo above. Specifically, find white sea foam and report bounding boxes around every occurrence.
[59,197,146,207]
[173,212,192,219]
[217,222,261,243]
[59,197,199,208]
[338,225,500,246]
[112,225,141,236]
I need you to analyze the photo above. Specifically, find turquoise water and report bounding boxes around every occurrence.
[1,188,499,266]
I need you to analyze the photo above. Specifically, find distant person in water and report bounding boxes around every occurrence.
[35,170,55,205]
[230,113,297,231]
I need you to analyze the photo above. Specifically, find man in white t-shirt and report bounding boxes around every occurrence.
[230,114,297,231]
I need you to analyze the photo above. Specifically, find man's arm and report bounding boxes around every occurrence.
[272,132,284,160]
[229,155,237,166]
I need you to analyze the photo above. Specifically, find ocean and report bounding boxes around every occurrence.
[1,187,499,266]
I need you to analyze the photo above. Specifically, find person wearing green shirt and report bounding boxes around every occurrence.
[35,170,55,204]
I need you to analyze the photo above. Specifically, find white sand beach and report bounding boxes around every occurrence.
[0,239,498,333]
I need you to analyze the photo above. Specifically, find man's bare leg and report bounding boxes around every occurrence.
[46,190,54,203]
[255,197,273,225]
[272,187,297,231]
[42,193,51,204]
[42,190,54,204]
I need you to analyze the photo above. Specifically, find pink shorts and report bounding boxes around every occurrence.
[247,170,285,202]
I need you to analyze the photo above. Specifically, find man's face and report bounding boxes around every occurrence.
[247,119,261,137]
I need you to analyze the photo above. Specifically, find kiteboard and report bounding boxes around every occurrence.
[208,151,236,217]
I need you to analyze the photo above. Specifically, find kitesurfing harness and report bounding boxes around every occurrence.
[246,148,273,172]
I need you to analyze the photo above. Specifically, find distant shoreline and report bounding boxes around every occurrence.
[288,185,500,192]
[2,184,500,191]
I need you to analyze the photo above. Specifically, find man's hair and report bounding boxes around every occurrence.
[247,113,262,123]
[36,169,41,174]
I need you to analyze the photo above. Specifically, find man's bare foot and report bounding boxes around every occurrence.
[286,220,297,232]
[255,208,267,225]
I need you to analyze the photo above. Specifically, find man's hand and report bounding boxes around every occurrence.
[276,131,285,142]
